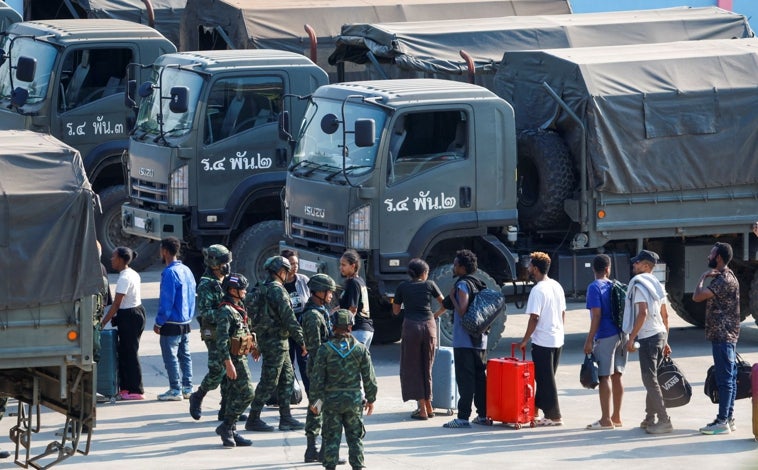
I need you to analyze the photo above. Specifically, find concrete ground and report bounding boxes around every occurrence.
[2,264,758,469]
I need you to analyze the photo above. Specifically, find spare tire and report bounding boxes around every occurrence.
[517,129,575,231]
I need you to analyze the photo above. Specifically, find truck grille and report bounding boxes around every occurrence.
[130,177,168,204]
[290,216,345,252]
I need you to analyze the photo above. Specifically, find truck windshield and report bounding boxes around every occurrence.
[293,98,385,175]
[135,67,203,138]
[0,36,57,106]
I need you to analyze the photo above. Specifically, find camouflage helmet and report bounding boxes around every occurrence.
[222,273,248,291]
[307,273,336,293]
[264,255,291,273]
[332,309,354,327]
[203,244,232,268]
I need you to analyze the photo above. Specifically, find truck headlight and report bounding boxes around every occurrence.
[169,165,188,206]
[348,205,370,249]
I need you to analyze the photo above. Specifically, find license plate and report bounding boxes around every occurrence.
[299,259,318,274]
[134,216,146,229]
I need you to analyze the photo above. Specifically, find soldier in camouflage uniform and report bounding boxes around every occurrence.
[310,309,377,470]
[0,397,9,459]
[214,273,256,447]
[189,245,238,421]
[244,255,307,432]
[302,274,338,462]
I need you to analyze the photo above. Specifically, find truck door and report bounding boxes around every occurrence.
[379,109,476,258]
[56,47,132,151]
[197,75,285,215]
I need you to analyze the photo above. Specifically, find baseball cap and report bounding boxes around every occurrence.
[631,249,659,264]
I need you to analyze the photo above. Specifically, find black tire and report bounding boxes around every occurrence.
[231,220,284,286]
[749,271,758,326]
[96,185,158,272]
[429,264,506,352]
[667,291,706,327]
[516,129,575,230]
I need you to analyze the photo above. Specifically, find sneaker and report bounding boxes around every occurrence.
[639,416,655,429]
[729,418,737,432]
[646,419,673,435]
[471,416,492,426]
[120,392,145,401]
[442,418,471,429]
[182,387,193,399]
[700,419,730,435]
[157,389,183,401]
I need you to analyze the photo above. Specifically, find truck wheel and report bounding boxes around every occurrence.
[429,264,506,352]
[96,185,157,272]
[750,271,758,326]
[516,129,575,230]
[667,292,706,327]
[231,220,284,286]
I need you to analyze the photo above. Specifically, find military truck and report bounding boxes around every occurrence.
[0,130,101,468]
[0,19,176,270]
[279,37,758,344]
[120,49,328,278]
[0,0,20,31]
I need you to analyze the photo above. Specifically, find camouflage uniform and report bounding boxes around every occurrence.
[196,270,226,393]
[302,300,332,439]
[244,275,306,431]
[215,295,256,424]
[310,333,378,469]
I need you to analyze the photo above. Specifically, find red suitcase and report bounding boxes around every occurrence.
[752,363,758,441]
[487,343,535,428]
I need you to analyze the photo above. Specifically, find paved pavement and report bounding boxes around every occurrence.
[2,264,758,469]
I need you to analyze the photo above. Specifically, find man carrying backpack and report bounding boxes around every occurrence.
[583,254,628,430]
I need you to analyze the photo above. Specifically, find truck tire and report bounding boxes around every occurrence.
[516,129,575,230]
[429,264,506,352]
[749,271,758,325]
[96,185,157,272]
[667,292,706,327]
[231,220,284,286]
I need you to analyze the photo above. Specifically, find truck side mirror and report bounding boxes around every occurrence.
[138,81,154,98]
[321,113,340,134]
[169,86,188,113]
[278,110,291,140]
[15,56,36,83]
[11,87,28,107]
[354,119,375,147]
[125,79,137,107]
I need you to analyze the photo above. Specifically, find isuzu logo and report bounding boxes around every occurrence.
[139,167,155,177]
[304,205,325,219]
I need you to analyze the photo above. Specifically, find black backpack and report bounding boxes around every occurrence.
[610,279,627,332]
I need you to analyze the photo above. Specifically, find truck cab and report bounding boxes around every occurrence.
[0,19,176,270]
[121,49,328,280]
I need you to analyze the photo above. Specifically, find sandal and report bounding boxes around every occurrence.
[535,417,563,427]
[586,420,614,430]
[411,409,428,420]
[612,422,623,428]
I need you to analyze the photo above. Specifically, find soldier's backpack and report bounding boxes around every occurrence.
[245,282,272,332]
[610,279,628,332]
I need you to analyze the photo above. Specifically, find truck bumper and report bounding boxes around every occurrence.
[121,203,184,241]
[279,241,343,280]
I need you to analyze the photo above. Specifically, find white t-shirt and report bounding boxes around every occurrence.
[115,267,141,309]
[525,277,566,348]
[633,284,667,340]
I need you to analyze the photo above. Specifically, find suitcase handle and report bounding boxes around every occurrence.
[511,342,526,360]
[526,383,534,398]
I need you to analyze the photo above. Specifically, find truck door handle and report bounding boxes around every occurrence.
[276,148,288,167]
[460,186,471,208]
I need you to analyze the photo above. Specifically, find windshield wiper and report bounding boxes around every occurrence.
[325,165,372,181]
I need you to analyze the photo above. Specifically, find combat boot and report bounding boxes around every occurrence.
[279,407,305,431]
[245,410,275,432]
[231,424,252,447]
[319,444,347,465]
[304,435,319,462]
[215,421,235,448]
[189,389,205,421]
[218,398,248,422]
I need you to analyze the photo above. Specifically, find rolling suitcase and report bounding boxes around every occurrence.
[97,328,119,400]
[752,363,758,441]
[487,343,535,428]
[431,318,458,415]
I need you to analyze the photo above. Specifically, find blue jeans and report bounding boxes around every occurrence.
[638,332,668,421]
[160,333,193,390]
[711,341,737,422]
[352,330,374,350]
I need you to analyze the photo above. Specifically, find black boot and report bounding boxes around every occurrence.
[215,421,235,448]
[304,435,319,462]
[319,444,347,465]
[189,389,206,421]
[245,410,275,432]
[231,424,252,447]
[279,407,304,431]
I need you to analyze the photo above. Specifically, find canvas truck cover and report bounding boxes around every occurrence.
[329,7,753,76]
[28,0,185,47]
[494,38,758,195]
[0,130,101,310]
[0,1,20,31]
[180,0,570,72]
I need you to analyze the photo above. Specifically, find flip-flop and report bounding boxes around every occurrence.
[586,420,614,430]
[411,410,429,420]
[535,417,563,427]
[612,422,623,428]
